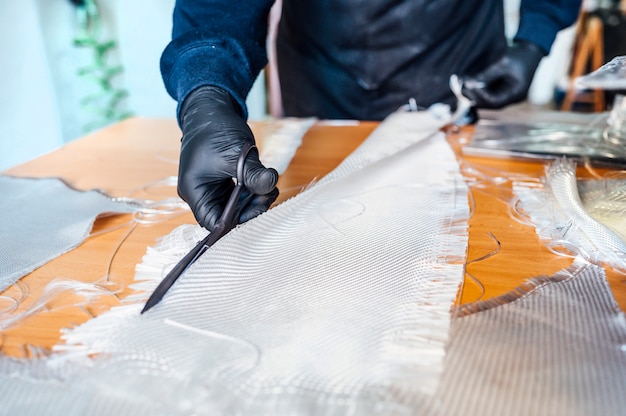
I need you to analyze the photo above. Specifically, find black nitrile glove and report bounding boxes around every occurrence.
[462,41,545,109]
[178,86,279,231]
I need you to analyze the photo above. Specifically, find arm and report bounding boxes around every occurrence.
[160,1,279,231]
[464,0,582,109]
[516,0,582,55]
[161,0,275,119]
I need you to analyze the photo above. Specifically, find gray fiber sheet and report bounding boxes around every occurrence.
[0,175,134,292]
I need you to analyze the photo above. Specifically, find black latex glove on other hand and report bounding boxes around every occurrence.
[463,41,545,109]
[178,86,279,231]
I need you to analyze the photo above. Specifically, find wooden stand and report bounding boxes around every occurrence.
[561,12,606,112]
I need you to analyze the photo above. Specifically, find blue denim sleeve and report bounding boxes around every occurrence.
[516,0,582,54]
[160,0,275,120]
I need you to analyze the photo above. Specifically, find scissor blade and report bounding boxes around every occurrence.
[141,231,219,314]
[141,143,258,314]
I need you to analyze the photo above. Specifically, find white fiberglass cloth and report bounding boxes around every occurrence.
[578,178,626,242]
[257,117,316,174]
[0,175,134,292]
[513,159,626,270]
[0,111,469,415]
[429,259,626,416]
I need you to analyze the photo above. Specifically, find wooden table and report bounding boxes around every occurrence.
[2,117,625,357]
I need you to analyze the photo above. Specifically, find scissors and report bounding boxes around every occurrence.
[141,143,257,314]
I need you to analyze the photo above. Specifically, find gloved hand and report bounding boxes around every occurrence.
[462,41,545,109]
[178,86,279,231]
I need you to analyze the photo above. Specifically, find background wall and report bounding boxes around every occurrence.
[0,0,266,171]
[0,0,577,171]
[0,1,65,172]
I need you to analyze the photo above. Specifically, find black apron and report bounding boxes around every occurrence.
[276,0,506,120]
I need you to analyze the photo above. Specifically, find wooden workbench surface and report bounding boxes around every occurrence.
[2,117,625,357]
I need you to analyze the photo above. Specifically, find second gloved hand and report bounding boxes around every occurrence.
[178,86,279,231]
[462,41,545,109]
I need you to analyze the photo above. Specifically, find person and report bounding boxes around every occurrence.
[160,0,582,231]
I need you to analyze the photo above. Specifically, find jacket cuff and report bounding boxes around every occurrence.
[161,34,266,122]
[514,10,562,55]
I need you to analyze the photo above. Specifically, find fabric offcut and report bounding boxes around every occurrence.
[258,117,316,174]
[429,259,626,416]
[0,175,135,293]
[513,159,626,270]
[0,111,470,415]
[578,177,626,242]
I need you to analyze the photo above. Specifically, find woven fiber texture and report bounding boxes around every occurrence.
[0,111,470,415]
[431,259,626,415]
[514,159,626,270]
[0,175,134,292]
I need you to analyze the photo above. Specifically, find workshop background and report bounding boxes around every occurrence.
[0,0,622,171]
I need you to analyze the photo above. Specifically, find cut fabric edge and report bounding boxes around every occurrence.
[453,257,625,318]
[257,117,317,175]
[0,175,137,294]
